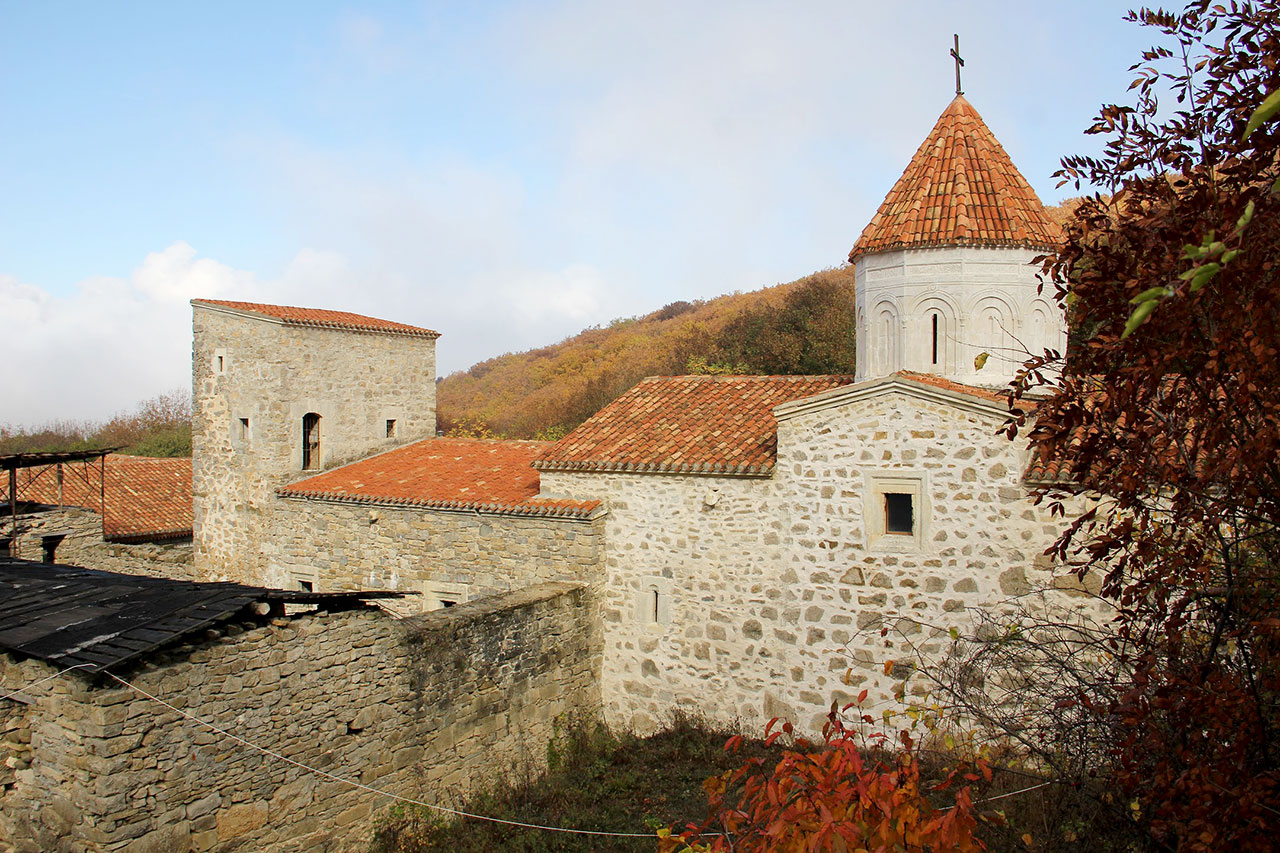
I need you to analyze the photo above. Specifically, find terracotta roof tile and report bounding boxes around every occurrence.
[535,375,854,476]
[280,438,599,518]
[849,96,1062,261]
[14,455,192,541]
[192,300,439,338]
[894,371,1015,406]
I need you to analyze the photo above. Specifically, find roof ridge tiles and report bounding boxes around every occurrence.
[192,299,439,338]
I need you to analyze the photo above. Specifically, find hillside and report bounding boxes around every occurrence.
[436,266,858,439]
[437,200,1079,439]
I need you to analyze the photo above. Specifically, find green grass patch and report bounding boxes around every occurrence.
[369,712,769,852]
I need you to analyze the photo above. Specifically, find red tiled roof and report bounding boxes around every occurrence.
[279,438,600,518]
[895,371,1015,406]
[15,455,193,541]
[849,95,1062,262]
[534,375,854,476]
[192,300,439,338]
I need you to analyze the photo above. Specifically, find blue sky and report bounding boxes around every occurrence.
[2,1,1154,425]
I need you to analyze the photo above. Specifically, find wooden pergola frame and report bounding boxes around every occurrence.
[2,449,117,560]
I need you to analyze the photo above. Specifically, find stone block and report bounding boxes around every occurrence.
[133,821,192,853]
[999,565,1032,596]
[216,801,269,841]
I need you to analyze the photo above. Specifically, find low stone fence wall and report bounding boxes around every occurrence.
[0,582,600,852]
[1,506,193,580]
[267,496,603,616]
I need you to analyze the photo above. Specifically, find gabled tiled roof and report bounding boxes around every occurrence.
[849,95,1062,261]
[534,375,854,476]
[13,455,193,541]
[192,300,439,338]
[279,438,600,518]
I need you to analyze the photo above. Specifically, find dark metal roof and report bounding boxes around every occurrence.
[1,448,119,471]
[0,557,406,673]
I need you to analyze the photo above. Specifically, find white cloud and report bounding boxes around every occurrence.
[3,245,272,428]
[132,241,252,303]
[5,2,1151,425]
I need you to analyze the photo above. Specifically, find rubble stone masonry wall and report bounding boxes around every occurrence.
[192,305,436,585]
[266,497,604,615]
[541,386,1076,736]
[1,507,193,580]
[0,582,600,853]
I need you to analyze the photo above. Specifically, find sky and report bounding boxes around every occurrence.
[1,1,1155,427]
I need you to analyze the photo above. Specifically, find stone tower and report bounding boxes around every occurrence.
[190,299,439,584]
[849,95,1064,386]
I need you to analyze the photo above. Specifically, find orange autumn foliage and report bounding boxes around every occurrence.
[663,703,987,853]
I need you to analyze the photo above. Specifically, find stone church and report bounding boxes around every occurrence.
[191,94,1074,734]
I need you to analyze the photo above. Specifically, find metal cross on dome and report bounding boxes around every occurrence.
[951,34,965,96]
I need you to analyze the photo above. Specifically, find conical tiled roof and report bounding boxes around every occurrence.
[848,95,1061,262]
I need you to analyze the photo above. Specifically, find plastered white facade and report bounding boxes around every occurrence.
[854,246,1067,387]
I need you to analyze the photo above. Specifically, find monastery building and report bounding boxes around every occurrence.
[190,93,1075,734]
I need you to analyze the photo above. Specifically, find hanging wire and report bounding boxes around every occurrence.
[101,671,662,839]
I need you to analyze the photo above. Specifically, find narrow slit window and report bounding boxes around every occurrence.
[217,355,225,373]
[653,589,660,623]
[931,313,939,366]
[884,493,914,534]
[238,417,250,441]
[385,418,397,438]
[302,413,321,470]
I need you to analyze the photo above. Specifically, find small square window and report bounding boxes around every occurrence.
[297,579,314,592]
[885,493,913,534]
[865,473,927,553]
[385,419,397,438]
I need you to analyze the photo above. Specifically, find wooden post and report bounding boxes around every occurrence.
[8,466,17,559]
[99,454,107,542]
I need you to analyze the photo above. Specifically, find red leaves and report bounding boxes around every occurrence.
[676,712,987,853]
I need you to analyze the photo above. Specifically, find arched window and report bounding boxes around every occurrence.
[973,296,1016,369]
[875,303,899,375]
[930,312,939,366]
[302,413,321,470]
[1031,299,1060,356]
[913,297,956,374]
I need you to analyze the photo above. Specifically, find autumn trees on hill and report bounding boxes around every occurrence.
[436,268,857,439]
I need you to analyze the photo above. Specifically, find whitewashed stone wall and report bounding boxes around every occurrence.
[265,496,603,614]
[538,468,778,734]
[541,383,1074,735]
[854,246,1067,386]
[192,304,436,584]
[767,384,1069,732]
[0,583,599,853]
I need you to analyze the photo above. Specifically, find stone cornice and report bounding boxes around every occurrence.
[774,375,1012,423]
